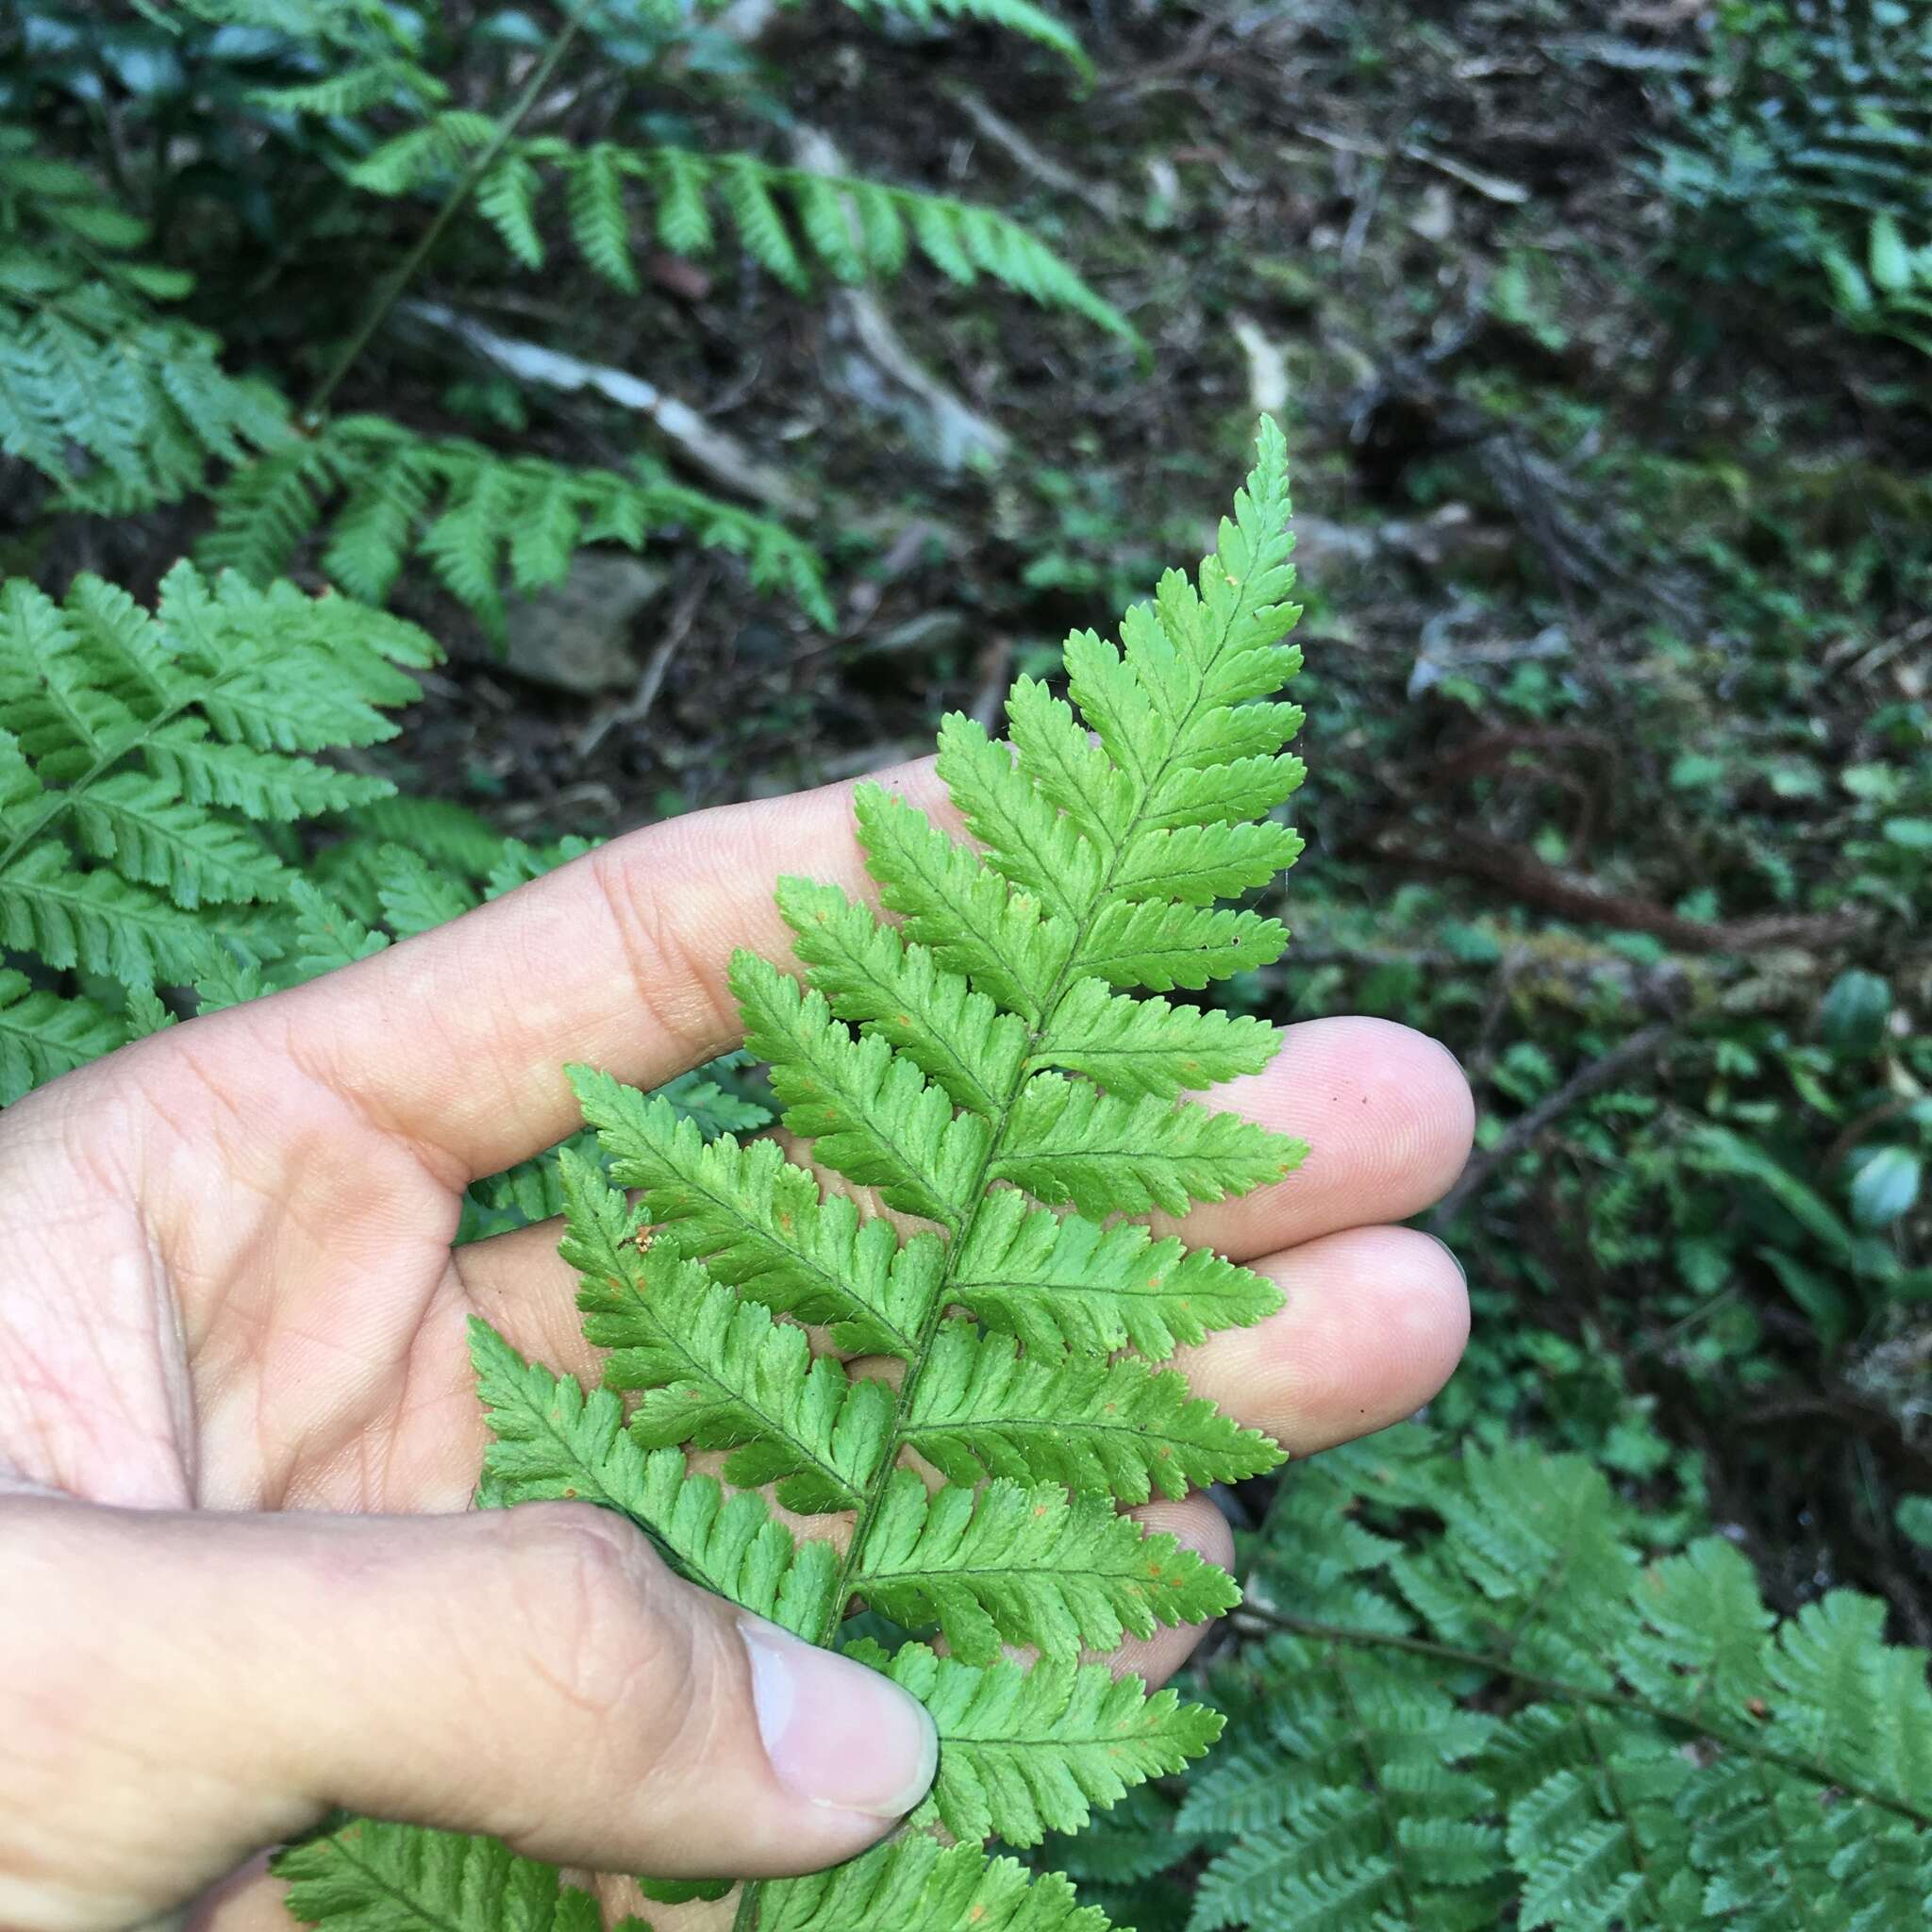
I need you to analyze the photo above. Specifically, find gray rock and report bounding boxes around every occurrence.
[501,552,668,693]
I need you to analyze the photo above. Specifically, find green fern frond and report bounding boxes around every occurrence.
[349,124,1128,337]
[0,563,433,1074]
[373,843,479,938]
[284,880,391,981]
[995,1074,1301,1216]
[366,425,1307,1932]
[569,1153,895,1512]
[949,1188,1284,1358]
[1180,1428,1932,1931]
[250,58,444,119]
[346,109,496,194]
[1030,974,1280,1101]
[0,290,289,511]
[763,1836,1117,1932]
[71,772,292,909]
[572,1067,943,1357]
[0,970,126,1105]
[853,1469,1240,1666]
[470,1324,839,1636]
[464,1054,769,1236]
[0,841,211,987]
[734,948,996,1225]
[0,131,287,507]
[776,874,1028,1117]
[203,419,832,630]
[275,1817,620,1932]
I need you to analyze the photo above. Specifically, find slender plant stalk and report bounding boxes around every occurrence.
[1236,1603,1932,1831]
[301,5,594,424]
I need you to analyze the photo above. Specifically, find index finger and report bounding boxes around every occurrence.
[228,761,951,1184]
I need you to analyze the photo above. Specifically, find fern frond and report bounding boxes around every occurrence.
[0,563,431,1070]
[1186,1644,1507,1932]
[853,1468,1240,1666]
[373,843,479,938]
[204,420,832,630]
[835,0,1090,75]
[285,880,391,980]
[1030,974,1280,1100]
[734,949,994,1225]
[777,874,1030,1117]
[346,109,496,194]
[143,720,392,822]
[566,1152,894,1513]
[425,427,1309,1932]
[941,1186,1281,1358]
[345,796,510,878]
[71,771,291,908]
[0,278,288,510]
[348,124,1127,336]
[0,841,212,987]
[250,58,442,119]
[996,1073,1301,1216]
[1190,1428,1932,1932]
[856,785,1079,1021]
[902,1322,1282,1503]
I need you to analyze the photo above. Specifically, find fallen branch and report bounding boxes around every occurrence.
[1294,123,1530,205]
[403,299,811,514]
[575,566,714,758]
[1432,1021,1676,1230]
[1374,824,1860,954]
[943,86,1124,221]
[790,127,1010,472]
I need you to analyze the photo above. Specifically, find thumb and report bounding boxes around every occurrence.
[1,1492,936,1932]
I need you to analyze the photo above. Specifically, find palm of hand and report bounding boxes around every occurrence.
[0,766,1473,1932]
[0,1036,482,1519]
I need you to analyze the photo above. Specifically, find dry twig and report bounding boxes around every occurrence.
[1432,1021,1676,1229]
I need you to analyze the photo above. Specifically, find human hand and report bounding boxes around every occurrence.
[0,760,1473,1932]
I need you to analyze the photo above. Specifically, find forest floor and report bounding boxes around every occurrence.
[330,1,1929,1633]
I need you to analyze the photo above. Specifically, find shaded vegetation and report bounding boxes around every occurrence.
[2,0,1928,1925]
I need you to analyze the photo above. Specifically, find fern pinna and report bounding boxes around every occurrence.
[275,420,1307,1931]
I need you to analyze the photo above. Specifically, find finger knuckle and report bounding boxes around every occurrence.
[585,844,736,1064]
[495,1504,691,1726]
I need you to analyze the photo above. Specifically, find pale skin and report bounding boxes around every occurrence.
[0,759,1474,1932]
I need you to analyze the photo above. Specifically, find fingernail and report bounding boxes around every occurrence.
[1424,1232,1469,1288]
[740,1617,938,1819]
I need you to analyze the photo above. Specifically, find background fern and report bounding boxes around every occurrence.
[1657,0,1932,348]
[3,0,1120,648]
[199,417,834,633]
[1056,1425,1932,1932]
[0,126,290,509]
